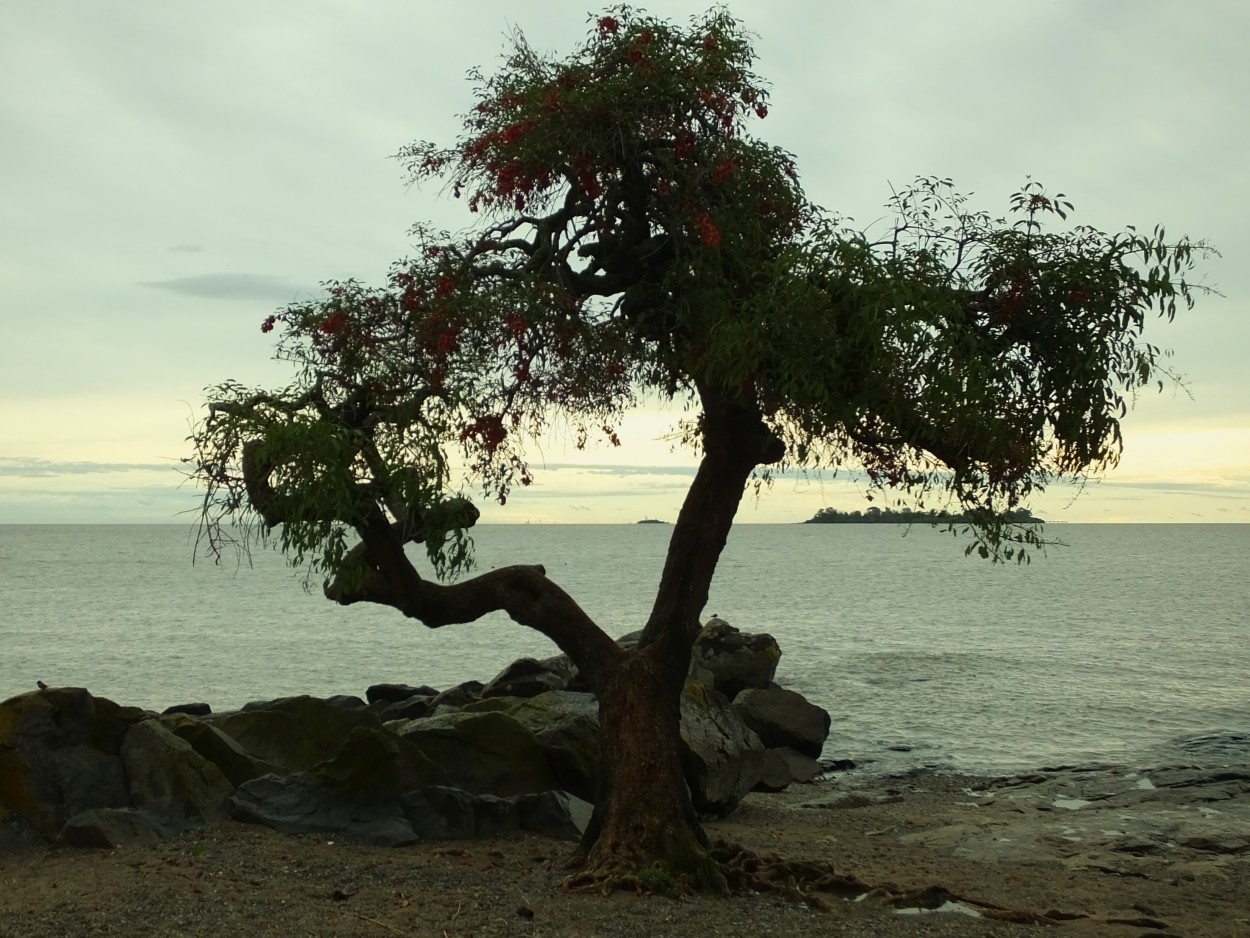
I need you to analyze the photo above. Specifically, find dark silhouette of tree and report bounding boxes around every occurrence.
[187,8,1211,891]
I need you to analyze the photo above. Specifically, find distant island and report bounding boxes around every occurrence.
[803,506,1043,525]
[636,518,669,525]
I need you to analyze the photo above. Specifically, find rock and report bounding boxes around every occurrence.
[472,794,521,837]
[389,709,556,796]
[430,681,485,710]
[733,687,830,758]
[208,696,387,773]
[121,720,233,826]
[312,725,445,801]
[228,726,442,847]
[365,683,439,705]
[162,702,211,717]
[376,695,438,722]
[159,713,277,788]
[230,774,418,847]
[689,619,781,700]
[679,681,765,816]
[513,790,593,840]
[59,807,173,848]
[402,786,477,840]
[0,687,145,837]
[895,764,1250,875]
[482,657,572,699]
[323,695,367,710]
[753,747,823,792]
[469,691,601,801]
[401,786,587,842]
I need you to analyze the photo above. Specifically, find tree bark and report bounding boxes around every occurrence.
[574,388,785,880]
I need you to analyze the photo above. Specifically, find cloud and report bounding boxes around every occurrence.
[0,457,175,478]
[142,273,312,302]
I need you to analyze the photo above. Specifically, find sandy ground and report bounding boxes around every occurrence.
[1,773,1245,938]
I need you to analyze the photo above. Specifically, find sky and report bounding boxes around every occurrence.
[2,0,1247,525]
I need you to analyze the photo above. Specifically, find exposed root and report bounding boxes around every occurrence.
[563,840,1069,925]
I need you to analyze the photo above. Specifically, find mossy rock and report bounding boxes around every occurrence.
[0,688,145,836]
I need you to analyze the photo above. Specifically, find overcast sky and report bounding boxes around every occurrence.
[2,0,1246,525]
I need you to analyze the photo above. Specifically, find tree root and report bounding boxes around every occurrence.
[563,840,1068,925]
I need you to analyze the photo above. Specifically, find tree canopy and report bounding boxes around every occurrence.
[187,7,1211,889]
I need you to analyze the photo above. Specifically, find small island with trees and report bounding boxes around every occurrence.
[804,506,1043,524]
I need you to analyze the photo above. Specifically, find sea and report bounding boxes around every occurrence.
[2,523,1247,777]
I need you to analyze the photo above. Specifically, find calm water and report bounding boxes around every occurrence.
[2,523,1247,775]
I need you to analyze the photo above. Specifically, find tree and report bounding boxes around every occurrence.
[188,8,1210,891]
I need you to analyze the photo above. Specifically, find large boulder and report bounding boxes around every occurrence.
[733,686,831,758]
[466,691,601,801]
[207,695,387,773]
[482,657,573,700]
[689,619,781,700]
[230,774,419,847]
[121,719,233,826]
[159,712,278,787]
[387,709,557,796]
[679,681,765,815]
[228,725,444,847]
[0,687,145,837]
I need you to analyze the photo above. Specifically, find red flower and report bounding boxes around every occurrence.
[435,276,457,297]
[260,314,277,333]
[435,328,459,356]
[713,158,736,183]
[597,16,619,36]
[317,311,348,335]
[697,213,721,248]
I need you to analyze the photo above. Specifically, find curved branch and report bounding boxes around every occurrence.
[328,508,624,694]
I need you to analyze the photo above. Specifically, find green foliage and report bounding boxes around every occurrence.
[186,6,1213,586]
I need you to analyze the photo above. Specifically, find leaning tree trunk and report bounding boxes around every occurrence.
[572,390,785,886]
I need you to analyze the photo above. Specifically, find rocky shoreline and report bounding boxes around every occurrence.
[3,619,1247,935]
[1,620,835,851]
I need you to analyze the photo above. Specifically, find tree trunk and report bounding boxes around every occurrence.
[573,643,721,886]
[572,389,784,885]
